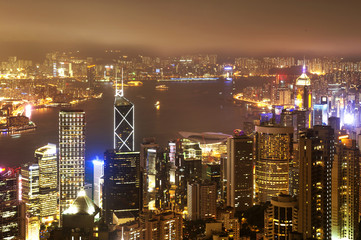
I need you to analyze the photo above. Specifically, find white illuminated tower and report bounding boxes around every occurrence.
[59,110,86,215]
[114,70,134,151]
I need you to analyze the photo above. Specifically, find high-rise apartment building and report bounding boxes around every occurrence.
[255,125,293,203]
[59,110,86,214]
[298,126,334,240]
[103,150,141,224]
[331,137,359,240]
[225,133,253,211]
[187,181,217,220]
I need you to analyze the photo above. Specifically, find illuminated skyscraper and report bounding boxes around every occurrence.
[21,163,41,239]
[264,194,298,240]
[255,125,293,203]
[59,110,86,214]
[92,158,104,209]
[103,150,140,224]
[331,137,359,240]
[87,65,96,89]
[114,72,134,151]
[225,132,253,211]
[298,126,334,240]
[294,65,311,110]
[35,144,58,222]
[140,138,160,211]
[0,167,24,240]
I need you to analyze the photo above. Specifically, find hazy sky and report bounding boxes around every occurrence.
[1,0,361,59]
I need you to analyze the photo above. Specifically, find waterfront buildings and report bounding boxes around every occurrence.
[255,125,293,203]
[225,132,253,211]
[298,126,334,240]
[103,150,141,224]
[59,109,86,214]
[264,194,298,240]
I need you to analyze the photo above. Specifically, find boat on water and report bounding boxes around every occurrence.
[155,85,169,90]
[155,101,160,110]
[127,81,143,86]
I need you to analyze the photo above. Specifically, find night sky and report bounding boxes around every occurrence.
[1,0,361,59]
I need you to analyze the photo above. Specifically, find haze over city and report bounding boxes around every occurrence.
[2,0,361,59]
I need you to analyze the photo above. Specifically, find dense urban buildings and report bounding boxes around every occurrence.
[3,51,361,239]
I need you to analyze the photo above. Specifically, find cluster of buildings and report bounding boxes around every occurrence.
[2,60,361,240]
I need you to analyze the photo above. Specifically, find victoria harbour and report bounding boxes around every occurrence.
[0,78,266,167]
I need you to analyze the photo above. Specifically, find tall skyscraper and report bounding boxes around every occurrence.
[255,125,293,203]
[298,126,334,240]
[0,167,24,240]
[331,137,359,240]
[140,138,160,211]
[87,65,96,89]
[114,72,134,151]
[103,150,141,224]
[59,110,86,214]
[225,132,253,211]
[35,144,58,222]
[294,65,312,111]
[92,158,104,209]
[21,163,41,240]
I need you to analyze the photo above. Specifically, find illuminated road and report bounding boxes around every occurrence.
[233,93,270,107]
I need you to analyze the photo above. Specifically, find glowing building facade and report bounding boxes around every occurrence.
[0,167,24,240]
[255,125,293,203]
[92,159,104,209]
[331,138,359,240]
[264,194,298,240]
[35,144,58,221]
[140,138,159,211]
[59,110,86,214]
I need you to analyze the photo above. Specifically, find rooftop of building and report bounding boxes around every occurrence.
[179,131,231,144]
[115,95,133,106]
[59,109,85,113]
[63,190,100,216]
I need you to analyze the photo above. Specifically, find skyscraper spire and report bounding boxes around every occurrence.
[115,68,124,97]
[303,56,306,74]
